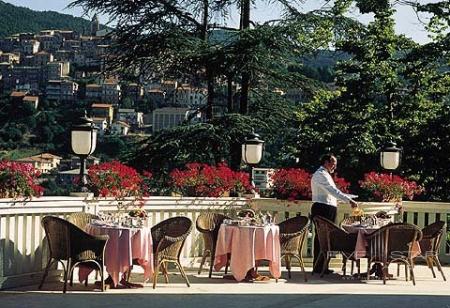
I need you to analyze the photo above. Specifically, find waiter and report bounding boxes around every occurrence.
[311,153,358,274]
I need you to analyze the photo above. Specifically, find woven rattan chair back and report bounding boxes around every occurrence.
[67,212,99,230]
[39,216,108,292]
[279,215,309,255]
[418,221,446,281]
[42,216,71,260]
[366,223,422,285]
[196,213,229,277]
[151,216,193,288]
[421,221,445,253]
[278,215,309,280]
[313,216,358,277]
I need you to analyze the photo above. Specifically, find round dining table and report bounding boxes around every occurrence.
[214,224,281,282]
[78,223,154,287]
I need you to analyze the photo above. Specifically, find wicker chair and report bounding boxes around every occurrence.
[67,212,100,229]
[419,221,447,281]
[397,221,446,281]
[196,213,230,278]
[278,215,309,281]
[312,216,358,277]
[151,216,193,289]
[39,216,109,293]
[365,223,422,285]
[66,212,101,285]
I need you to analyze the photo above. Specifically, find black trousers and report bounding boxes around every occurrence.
[311,202,337,272]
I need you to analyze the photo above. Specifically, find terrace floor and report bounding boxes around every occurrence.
[1,264,450,308]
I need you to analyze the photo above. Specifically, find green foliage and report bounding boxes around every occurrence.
[0,1,92,38]
[292,1,450,199]
[95,136,128,161]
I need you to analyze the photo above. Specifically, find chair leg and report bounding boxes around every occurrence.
[342,257,347,276]
[408,259,416,285]
[39,258,54,290]
[126,265,133,282]
[208,249,215,278]
[225,253,230,274]
[350,260,354,275]
[69,265,79,287]
[161,262,169,284]
[198,249,209,275]
[291,254,307,282]
[426,256,436,278]
[366,259,371,281]
[404,263,408,281]
[299,255,307,282]
[312,251,323,276]
[153,262,160,289]
[63,259,71,293]
[382,263,387,285]
[357,259,361,275]
[177,261,190,287]
[320,256,330,278]
[285,255,291,279]
[433,256,447,281]
[397,263,400,277]
[100,264,105,292]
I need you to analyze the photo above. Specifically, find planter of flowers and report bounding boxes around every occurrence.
[0,160,44,200]
[359,171,424,218]
[169,162,254,198]
[87,161,152,223]
[359,172,424,203]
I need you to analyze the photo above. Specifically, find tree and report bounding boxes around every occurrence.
[294,0,450,199]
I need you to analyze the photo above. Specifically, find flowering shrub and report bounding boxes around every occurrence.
[359,172,424,202]
[230,170,254,196]
[271,168,312,201]
[87,161,152,200]
[169,163,253,197]
[0,160,44,199]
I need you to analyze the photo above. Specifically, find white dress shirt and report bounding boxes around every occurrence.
[311,166,353,207]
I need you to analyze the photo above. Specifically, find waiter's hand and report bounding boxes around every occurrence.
[349,199,358,208]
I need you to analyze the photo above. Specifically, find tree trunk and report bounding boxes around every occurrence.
[239,0,250,115]
[203,0,214,120]
[227,74,233,113]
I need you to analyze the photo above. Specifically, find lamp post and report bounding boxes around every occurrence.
[71,113,98,192]
[379,141,403,222]
[241,131,264,189]
[380,141,402,171]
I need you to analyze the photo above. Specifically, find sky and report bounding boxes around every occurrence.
[3,0,439,44]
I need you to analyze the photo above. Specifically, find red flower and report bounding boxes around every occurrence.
[359,172,424,202]
[333,174,351,193]
[271,168,312,201]
[169,162,254,197]
[0,160,44,199]
[88,161,151,203]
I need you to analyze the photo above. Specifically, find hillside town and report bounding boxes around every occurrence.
[0,15,304,192]
[0,15,212,137]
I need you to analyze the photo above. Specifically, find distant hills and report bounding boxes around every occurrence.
[0,1,92,38]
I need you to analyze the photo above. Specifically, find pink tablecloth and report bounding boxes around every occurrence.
[79,224,154,287]
[214,224,281,282]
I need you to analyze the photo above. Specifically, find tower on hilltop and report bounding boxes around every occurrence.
[90,14,100,36]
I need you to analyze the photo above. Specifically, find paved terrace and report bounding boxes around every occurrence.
[1,264,450,308]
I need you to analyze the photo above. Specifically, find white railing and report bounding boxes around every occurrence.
[0,196,448,289]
